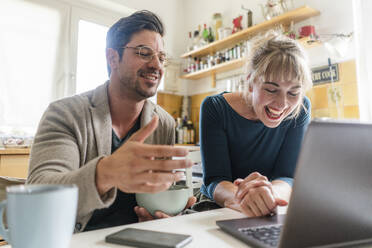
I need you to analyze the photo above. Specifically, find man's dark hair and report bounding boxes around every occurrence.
[106,10,164,75]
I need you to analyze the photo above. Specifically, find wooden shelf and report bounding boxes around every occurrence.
[180,37,321,81]
[179,6,320,86]
[180,58,245,80]
[181,6,320,59]
[298,36,322,49]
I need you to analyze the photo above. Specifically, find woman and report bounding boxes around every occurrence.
[199,32,312,217]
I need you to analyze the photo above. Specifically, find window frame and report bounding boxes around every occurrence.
[68,5,130,96]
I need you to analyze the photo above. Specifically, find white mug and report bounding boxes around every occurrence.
[173,147,201,197]
[0,184,78,248]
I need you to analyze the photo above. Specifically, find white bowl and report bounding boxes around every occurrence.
[135,185,190,216]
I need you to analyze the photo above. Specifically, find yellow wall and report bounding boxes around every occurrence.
[306,60,359,119]
[157,91,217,143]
[190,91,217,142]
[156,92,183,119]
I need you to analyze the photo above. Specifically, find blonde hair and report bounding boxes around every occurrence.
[244,31,312,119]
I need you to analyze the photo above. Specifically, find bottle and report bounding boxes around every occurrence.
[175,118,179,143]
[207,55,213,68]
[207,27,215,43]
[192,30,200,50]
[187,120,195,144]
[202,24,209,43]
[213,13,223,40]
[236,43,241,58]
[187,31,193,51]
[187,56,194,73]
[183,60,188,74]
[194,57,199,71]
[247,9,253,27]
[182,116,189,144]
[176,118,183,144]
[198,25,207,47]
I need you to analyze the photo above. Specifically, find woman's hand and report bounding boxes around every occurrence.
[134,196,197,222]
[234,172,287,217]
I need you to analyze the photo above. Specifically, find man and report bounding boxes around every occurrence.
[27,10,195,232]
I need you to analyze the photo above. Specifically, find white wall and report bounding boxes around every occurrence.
[177,0,356,95]
[294,0,355,66]
[107,0,356,95]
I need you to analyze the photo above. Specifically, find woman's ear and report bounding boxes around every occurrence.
[247,74,253,92]
[249,84,253,92]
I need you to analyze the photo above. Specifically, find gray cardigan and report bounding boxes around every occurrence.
[27,81,175,232]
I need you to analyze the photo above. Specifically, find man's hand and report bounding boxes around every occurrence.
[234,172,287,217]
[95,116,193,195]
[134,196,197,222]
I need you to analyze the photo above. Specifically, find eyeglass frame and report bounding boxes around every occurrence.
[122,45,169,66]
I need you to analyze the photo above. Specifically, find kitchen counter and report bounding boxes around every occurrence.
[0,148,30,179]
[0,148,31,155]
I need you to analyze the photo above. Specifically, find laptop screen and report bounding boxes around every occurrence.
[217,121,372,248]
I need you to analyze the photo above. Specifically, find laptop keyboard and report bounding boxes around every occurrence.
[238,224,283,247]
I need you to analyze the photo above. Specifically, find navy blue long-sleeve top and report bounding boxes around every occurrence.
[200,93,311,200]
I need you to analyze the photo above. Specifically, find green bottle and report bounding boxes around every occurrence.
[202,24,209,43]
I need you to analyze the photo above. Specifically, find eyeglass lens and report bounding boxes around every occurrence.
[135,46,167,64]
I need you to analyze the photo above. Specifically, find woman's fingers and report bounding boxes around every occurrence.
[252,192,273,216]
[233,178,244,186]
[235,180,272,201]
[239,184,278,217]
[244,172,268,182]
[241,196,262,217]
[240,200,256,217]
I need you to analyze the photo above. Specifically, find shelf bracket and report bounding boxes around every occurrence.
[211,73,216,88]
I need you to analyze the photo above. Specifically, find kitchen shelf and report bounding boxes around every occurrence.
[180,58,245,80]
[181,6,320,59]
[180,36,318,81]
[298,36,322,49]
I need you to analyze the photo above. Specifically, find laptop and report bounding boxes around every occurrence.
[217,121,372,248]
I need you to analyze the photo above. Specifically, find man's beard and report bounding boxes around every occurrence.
[134,79,158,98]
[119,76,159,100]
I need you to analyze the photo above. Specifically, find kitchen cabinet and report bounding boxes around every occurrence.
[180,6,320,86]
[0,148,30,179]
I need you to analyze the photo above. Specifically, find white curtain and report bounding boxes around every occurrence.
[353,0,372,121]
[0,0,67,134]
[0,0,130,134]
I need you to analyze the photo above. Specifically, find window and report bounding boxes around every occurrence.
[0,0,61,134]
[75,20,109,94]
[353,0,372,121]
[0,0,126,134]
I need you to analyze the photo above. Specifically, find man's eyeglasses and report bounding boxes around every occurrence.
[123,46,168,66]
